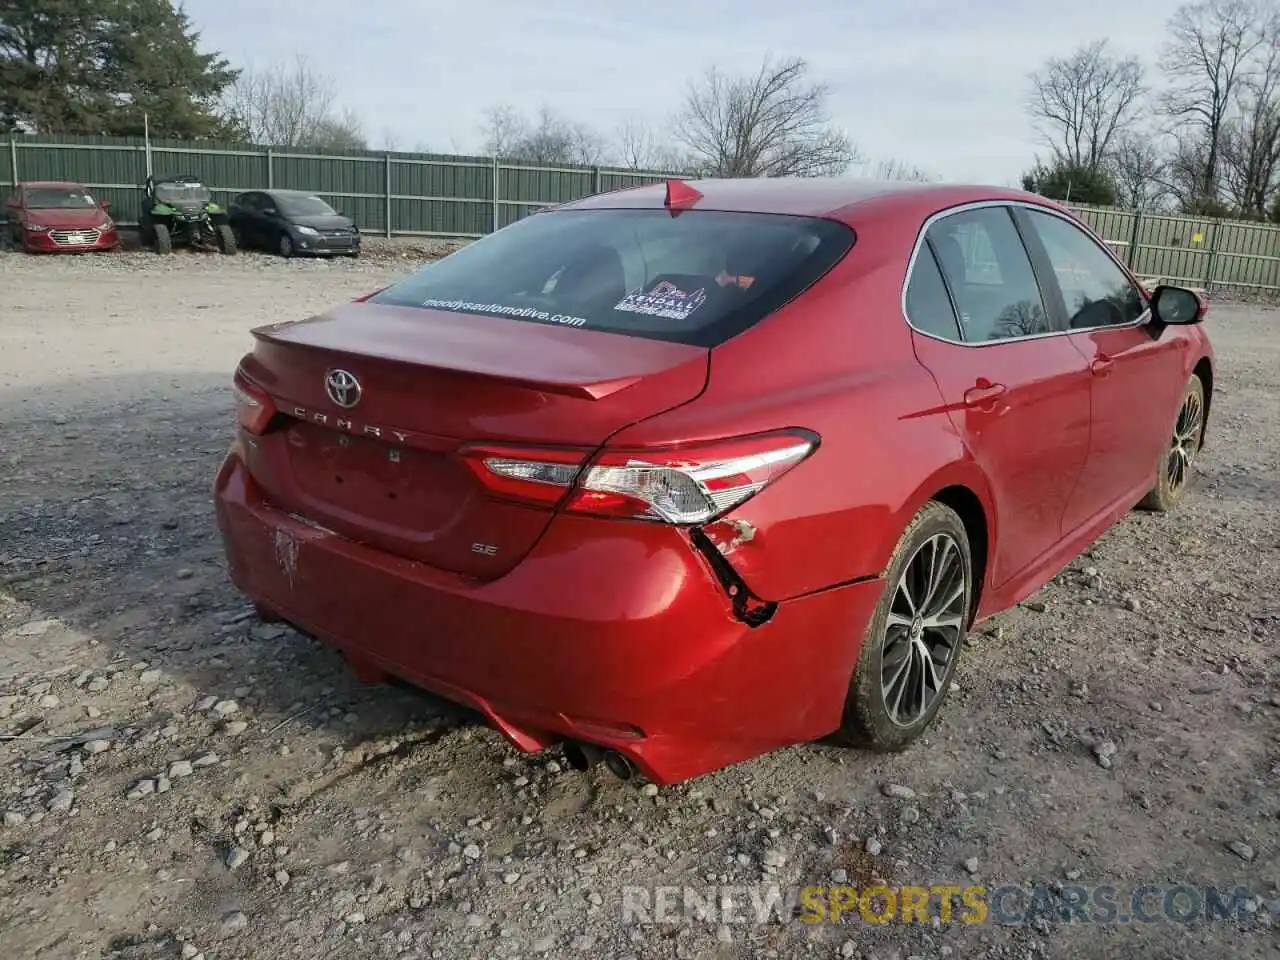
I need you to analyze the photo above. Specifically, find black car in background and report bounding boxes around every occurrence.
[228,189,360,258]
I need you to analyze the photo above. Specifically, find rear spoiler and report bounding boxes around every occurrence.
[250,323,643,401]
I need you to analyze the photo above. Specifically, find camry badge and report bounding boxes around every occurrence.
[325,368,362,408]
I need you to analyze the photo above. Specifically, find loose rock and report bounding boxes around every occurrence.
[1227,840,1255,862]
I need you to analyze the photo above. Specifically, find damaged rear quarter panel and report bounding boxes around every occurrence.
[607,241,977,602]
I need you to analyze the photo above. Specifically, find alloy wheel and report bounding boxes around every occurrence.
[1167,390,1203,493]
[880,533,967,728]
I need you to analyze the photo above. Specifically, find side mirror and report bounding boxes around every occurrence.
[264,207,278,216]
[1150,284,1207,325]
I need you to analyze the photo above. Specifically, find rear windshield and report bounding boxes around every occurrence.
[370,208,854,347]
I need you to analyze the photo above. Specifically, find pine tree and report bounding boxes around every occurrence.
[0,0,239,137]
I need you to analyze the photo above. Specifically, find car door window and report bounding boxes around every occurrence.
[905,244,962,340]
[926,207,1053,342]
[1023,209,1147,330]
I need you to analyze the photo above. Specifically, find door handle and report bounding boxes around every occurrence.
[1091,355,1115,375]
[964,380,1007,407]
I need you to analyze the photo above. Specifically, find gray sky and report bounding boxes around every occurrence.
[187,0,1186,184]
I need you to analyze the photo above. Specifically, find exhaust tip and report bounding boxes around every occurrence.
[602,749,637,781]
[562,741,599,771]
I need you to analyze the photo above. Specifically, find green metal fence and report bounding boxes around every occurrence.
[6,134,1280,291]
[1046,203,1280,292]
[1,134,674,239]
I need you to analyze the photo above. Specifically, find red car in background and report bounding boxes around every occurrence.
[5,181,119,252]
[214,178,1214,785]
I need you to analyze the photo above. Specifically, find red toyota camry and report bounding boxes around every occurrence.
[214,178,1214,785]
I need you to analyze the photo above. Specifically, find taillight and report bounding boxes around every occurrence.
[233,369,277,435]
[459,444,589,507]
[461,430,817,524]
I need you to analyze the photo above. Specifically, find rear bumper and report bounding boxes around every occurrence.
[213,446,883,783]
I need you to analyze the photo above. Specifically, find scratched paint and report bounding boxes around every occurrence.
[273,529,300,588]
[713,519,757,554]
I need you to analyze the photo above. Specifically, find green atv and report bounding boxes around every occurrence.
[138,174,236,255]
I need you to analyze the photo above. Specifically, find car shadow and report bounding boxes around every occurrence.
[0,371,482,751]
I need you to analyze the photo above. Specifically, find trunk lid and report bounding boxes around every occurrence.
[239,302,709,578]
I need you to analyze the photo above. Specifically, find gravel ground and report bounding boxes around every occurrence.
[0,248,1277,960]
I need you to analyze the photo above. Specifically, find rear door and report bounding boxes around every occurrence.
[1015,207,1189,531]
[907,204,1091,590]
[243,193,270,247]
[229,192,254,245]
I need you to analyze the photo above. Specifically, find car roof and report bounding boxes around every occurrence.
[559,177,1063,222]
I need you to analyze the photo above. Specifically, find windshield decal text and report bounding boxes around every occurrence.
[613,281,707,320]
[420,298,588,327]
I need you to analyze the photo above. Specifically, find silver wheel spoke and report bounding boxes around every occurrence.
[1168,393,1201,491]
[920,641,942,693]
[883,645,912,693]
[895,579,917,617]
[927,579,965,619]
[919,537,954,612]
[879,530,968,729]
[888,654,911,721]
[923,611,963,631]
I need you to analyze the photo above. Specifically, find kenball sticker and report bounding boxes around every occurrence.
[613,281,707,321]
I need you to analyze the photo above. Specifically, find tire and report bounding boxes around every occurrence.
[278,233,294,258]
[217,223,237,255]
[833,500,972,751]
[153,223,172,255]
[1138,375,1205,513]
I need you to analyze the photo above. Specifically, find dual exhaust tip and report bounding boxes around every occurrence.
[562,741,638,781]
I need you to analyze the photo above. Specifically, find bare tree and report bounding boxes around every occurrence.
[866,157,937,182]
[224,54,365,148]
[614,118,693,172]
[1221,14,1280,216]
[1109,131,1173,209]
[673,55,859,177]
[1160,0,1268,201]
[1027,40,1145,171]
[309,107,366,151]
[481,103,604,165]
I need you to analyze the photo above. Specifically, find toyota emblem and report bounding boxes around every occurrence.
[325,368,362,408]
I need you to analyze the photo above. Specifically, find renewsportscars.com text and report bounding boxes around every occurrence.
[420,298,588,327]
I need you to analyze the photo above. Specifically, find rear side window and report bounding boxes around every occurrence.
[926,207,1052,342]
[905,244,962,340]
[370,209,854,347]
